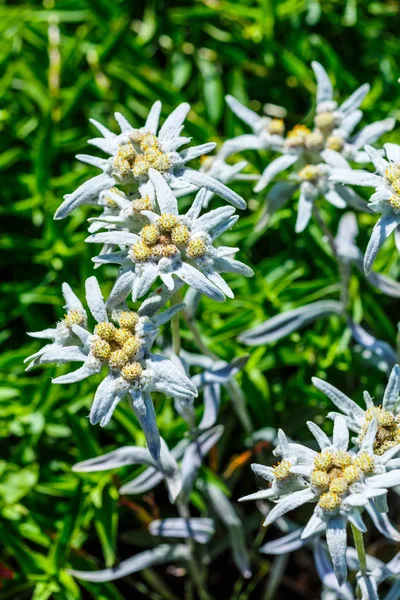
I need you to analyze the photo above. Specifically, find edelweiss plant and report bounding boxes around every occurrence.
[25,99,254,596]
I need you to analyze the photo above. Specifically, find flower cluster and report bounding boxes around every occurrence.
[224,62,394,232]
[241,367,400,588]
[25,276,197,460]
[86,169,253,305]
[55,101,246,221]
[26,100,253,469]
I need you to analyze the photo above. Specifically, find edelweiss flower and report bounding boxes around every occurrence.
[55,102,246,220]
[25,276,197,460]
[240,416,400,585]
[331,143,400,274]
[86,170,253,304]
[224,62,394,215]
[313,365,400,458]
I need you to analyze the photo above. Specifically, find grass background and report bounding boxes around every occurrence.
[2,0,400,598]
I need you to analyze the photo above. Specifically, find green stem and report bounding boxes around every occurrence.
[351,523,367,574]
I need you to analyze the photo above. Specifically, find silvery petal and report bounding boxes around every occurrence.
[360,419,378,453]
[27,328,56,340]
[364,145,389,175]
[52,363,97,384]
[180,143,216,163]
[333,415,349,451]
[206,272,234,298]
[314,541,354,600]
[312,61,333,104]
[295,188,313,233]
[85,276,107,323]
[114,112,133,133]
[351,119,395,150]
[158,103,190,145]
[145,100,162,134]
[330,169,382,187]
[219,134,265,160]
[76,154,109,170]
[384,143,400,164]
[89,374,118,425]
[301,511,325,539]
[86,231,139,246]
[149,169,179,215]
[225,95,263,129]
[312,377,365,421]
[339,84,370,114]
[382,365,400,411]
[36,345,87,365]
[348,509,367,533]
[251,463,274,482]
[325,516,348,586]
[307,421,331,450]
[89,117,115,139]
[54,173,115,219]
[367,470,400,489]
[364,215,399,275]
[321,149,350,169]
[210,215,238,240]
[176,262,225,302]
[254,154,299,193]
[263,488,316,526]
[62,282,85,313]
[185,188,208,221]
[182,169,246,210]
[191,206,236,233]
[107,269,136,309]
[132,264,159,301]
[145,354,197,400]
[213,256,254,277]
[324,188,346,209]
[238,488,276,503]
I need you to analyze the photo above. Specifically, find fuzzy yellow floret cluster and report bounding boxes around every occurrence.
[311,449,374,512]
[272,459,292,481]
[90,312,143,381]
[113,132,171,180]
[63,310,86,328]
[128,213,207,263]
[358,406,400,455]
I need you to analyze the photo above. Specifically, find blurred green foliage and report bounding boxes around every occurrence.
[1,0,400,598]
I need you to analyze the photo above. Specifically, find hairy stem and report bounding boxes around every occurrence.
[171,291,182,356]
[351,523,367,575]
